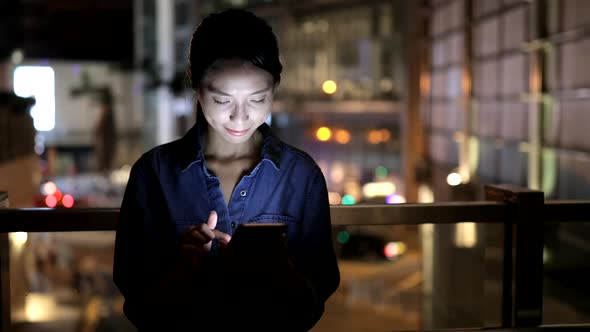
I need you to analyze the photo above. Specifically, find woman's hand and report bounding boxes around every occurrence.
[179,211,231,272]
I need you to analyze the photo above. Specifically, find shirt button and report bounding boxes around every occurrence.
[240,190,247,197]
[231,222,236,229]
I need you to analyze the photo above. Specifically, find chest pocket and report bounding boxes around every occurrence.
[249,214,301,243]
[248,214,300,225]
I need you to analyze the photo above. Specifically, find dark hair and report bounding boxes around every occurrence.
[188,9,283,123]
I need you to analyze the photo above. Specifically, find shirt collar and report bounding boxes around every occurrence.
[178,121,281,172]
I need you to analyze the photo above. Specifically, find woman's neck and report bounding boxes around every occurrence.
[204,125,262,161]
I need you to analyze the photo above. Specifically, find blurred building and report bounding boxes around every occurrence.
[417,0,590,202]
[413,0,590,327]
[0,0,144,176]
[136,0,407,203]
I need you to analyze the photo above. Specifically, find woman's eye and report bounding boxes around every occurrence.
[213,99,229,104]
[251,98,266,103]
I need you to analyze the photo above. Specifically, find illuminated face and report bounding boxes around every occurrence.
[198,60,274,145]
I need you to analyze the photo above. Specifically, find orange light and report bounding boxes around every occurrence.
[420,71,431,95]
[322,80,337,94]
[367,130,382,144]
[367,129,391,144]
[54,190,63,202]
[45,195,57,208]
[334,129,351,144]
[328,192,342,205]
[62,194,74,208]
[380,129,391,142]
[316,127,332,142]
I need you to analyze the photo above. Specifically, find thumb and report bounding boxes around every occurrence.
[206,211,218,230]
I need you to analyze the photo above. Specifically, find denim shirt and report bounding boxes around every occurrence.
[113,121,340,330]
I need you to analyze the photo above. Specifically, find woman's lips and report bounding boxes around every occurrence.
[225,127,250,136]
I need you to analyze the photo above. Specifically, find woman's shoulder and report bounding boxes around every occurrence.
[129,138,188,175]
[279,142,323,177]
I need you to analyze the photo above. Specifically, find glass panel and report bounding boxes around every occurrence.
[543,222,590,325]
[9,231,134,332]
[317,224,423,331]
[5,222,513,331]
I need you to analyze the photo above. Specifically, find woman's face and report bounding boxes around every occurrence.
[198,60,274,145]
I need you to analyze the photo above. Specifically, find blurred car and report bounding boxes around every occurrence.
[333,228,406,261]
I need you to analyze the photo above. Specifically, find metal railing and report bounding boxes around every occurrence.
[1,185,589,332]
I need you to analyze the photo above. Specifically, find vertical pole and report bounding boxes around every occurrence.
[0,192,10,332]
[133,0,146,128]
[528,0,548,191]
[156,0,176,144]
[0,64,9,91]
[402,0,426,202]
[489,184,515,328]
[459,0,473,184]
[485,184,544,327]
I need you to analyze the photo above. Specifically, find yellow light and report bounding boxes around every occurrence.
[418,184,434,203]
[12,232,27,246]
[446,172,463,186]
[454,222,477,248]
[10,232,28,254]
[25,293,56,322]
[322,80,337,94]
[397,241,407,254]
[334,129,351,144]
[316,127,332,141]
[42,182,57,195]
[362,181,396,198]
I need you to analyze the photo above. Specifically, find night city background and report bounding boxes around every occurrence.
[1,0,590,331]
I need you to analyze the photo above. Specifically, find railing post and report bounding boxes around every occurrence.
[0,193,8,207]
[485,184,544,328]
[0,192,10,332]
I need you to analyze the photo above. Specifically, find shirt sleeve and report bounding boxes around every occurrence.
[296,167,341,327]
[113,158,147,327]
[113,157,176,328]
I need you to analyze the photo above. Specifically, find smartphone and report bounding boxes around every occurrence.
[227,222,287,253]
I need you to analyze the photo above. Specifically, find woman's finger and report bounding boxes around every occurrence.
[206,211,218,230]
[213,230,232,245]
[193,223,215,242]
[182,225,213,245]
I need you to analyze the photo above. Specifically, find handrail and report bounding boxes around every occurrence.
[543,201,590,223]
[330,202,508,225]
[1,200,589,233]
[0,202,509,233]
[0,208,119,232]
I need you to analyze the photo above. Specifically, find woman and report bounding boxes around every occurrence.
[113,9,340,331]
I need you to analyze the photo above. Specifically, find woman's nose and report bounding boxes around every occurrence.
[229,103,249,121]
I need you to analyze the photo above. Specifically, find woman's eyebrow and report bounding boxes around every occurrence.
[249,87,271,95]
[207,85,231,96]
[206,85,271,96]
